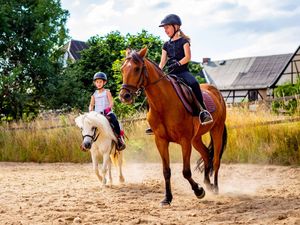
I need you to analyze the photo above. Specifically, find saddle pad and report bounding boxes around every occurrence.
[202,91,216,113]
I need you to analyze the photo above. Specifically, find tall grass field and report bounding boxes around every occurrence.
[0,106,299,165]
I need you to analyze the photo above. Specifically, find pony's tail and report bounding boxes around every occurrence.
[109,142,118,166]
[195,125,227,174]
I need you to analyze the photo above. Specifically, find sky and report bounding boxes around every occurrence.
[60,0,300,62]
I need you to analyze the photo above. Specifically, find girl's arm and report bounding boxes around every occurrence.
[179,42,191,65]
[159,49,168,69]
[106,90,114,108]
[89,95,95,112]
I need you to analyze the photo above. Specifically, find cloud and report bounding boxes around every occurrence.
[61,0,300,61]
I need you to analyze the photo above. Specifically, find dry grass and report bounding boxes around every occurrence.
[0,107,299,165]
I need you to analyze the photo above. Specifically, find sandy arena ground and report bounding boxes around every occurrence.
[0,162,299,225]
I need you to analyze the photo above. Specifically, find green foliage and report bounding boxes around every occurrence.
[0,0,69,120]
[272,78,300,114]
[189,62,206,84]
[63,30,164,116]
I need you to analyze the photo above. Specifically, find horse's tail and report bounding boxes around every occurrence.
[195,124,227,174]
[110,142,124,167]
[220,125,227,160]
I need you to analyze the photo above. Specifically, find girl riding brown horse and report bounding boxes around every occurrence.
[120,47,227,206]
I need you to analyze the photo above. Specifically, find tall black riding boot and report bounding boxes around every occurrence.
[190,83,213,125]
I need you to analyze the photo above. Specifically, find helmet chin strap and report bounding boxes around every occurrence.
[169,25,180,41]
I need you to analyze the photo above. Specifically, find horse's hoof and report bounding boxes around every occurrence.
[160,200,171,207]
[205,183,214,191]
[212,186,219,195]
[119,176,125,183]
[194,186,206,199]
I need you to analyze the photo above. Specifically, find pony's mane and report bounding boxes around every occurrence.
[85,112,115,139]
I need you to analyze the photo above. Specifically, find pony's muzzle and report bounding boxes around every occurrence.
[83,141,92,150]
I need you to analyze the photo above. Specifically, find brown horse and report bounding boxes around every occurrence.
[119,47,227,206]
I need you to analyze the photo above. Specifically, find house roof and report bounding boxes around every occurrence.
[202,48,298,91]
[64,40,88,60]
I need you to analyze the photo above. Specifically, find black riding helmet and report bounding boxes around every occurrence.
[159,14,182,40]
[159,14,182,27]
[93,72,107,81]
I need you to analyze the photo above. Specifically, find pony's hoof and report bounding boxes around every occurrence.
[119,176,125,183]
[194,186,206,199]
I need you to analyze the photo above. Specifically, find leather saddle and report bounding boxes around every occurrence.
[167,75,216,116]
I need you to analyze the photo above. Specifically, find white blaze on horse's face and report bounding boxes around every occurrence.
[119,48,148,104]
[81,122,98,150]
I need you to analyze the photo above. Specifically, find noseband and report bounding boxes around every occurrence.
[121,52,166,98]
[82,127,99,142]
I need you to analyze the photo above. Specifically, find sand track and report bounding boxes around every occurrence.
[0,162,299,225]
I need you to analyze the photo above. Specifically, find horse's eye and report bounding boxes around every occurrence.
[134,67,140,73]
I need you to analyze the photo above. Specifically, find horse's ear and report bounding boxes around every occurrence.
[138,47,148,59]
[125,48,131,56]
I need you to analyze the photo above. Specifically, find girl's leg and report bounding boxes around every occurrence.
[108,113,121,135]
[108,113,126,150]
[177,72,213,124]
[176,72,206,109]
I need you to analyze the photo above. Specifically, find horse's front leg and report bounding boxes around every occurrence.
[155,137,172,206]
[91,151,103,183]
[101,153,111,186]
[181,141,205,199]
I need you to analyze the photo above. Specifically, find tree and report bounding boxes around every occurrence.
[59,30,164,115]
[0,0,69,120]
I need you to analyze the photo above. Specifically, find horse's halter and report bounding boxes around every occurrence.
[120,52,166,101]
[81,116,100,145]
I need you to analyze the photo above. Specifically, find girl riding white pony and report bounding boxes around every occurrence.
[75,111,125,186]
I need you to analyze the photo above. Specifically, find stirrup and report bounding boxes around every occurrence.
[199,110,213,125]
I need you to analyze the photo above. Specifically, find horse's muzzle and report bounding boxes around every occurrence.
[82,139,92,151]
[80,143,89,152]
[119,89,134,104]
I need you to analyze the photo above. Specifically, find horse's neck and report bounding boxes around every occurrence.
[144,61,177,111]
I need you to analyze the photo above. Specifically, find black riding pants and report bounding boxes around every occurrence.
[174,71,207,110]
[107,112,121,135]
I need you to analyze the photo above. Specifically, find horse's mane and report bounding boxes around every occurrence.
[128,50,165,77]
[81,111,115,139]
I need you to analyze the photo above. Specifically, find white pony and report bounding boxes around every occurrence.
[75,111,125,186]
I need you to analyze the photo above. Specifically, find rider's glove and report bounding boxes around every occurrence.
[168,60,181,71]
[104,107,111,115]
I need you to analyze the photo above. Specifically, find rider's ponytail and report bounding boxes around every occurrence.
[179,30,191,43]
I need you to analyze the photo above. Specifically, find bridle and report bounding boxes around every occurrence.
[121,51,166,98]
[82,117,99,143]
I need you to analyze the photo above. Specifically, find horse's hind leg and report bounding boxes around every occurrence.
[192,138,213,190]
[107,158,112,186]
[181,141,205,199]
[210,125,226,194]
[118,151,125,183]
